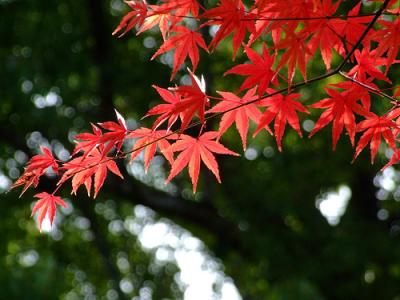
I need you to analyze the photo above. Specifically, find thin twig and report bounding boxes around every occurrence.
[339,71,399,103]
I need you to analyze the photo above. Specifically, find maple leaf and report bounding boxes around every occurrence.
[251,0,315,45]
[113,0,148,37]
[347,47,391,83]
[383,148,400,170]
[330,3,374,55]
[98,109,128,154]
[202,0,255,58]
[261,0,315,19]
[31,192,67,230]
[354,110,400,163]
[166,131,239,192]
[73,110,127,157]
[254,91,309,151]
[305,0,343,70]
[224,44,278,95]
[137,0,201,39]
[136,4,175,40]
[275,30,313,83]
[11,147,59,196]
[144,85,182,130]
[127,127,177,172]
[58,149,123,198]
[332,80,373,110]
[171,69,209,130]
[145,70,209,132]
[370,18,400,70]
[151,26,208,79]
[158,0,200,18]
[247,3,277,46]
[309,83,372,149]
[207,87,262,150]
[72,123,103,156]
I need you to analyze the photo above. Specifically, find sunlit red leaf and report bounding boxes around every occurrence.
[166,131,239,192]
[207,87,261,150]
[224,44,278,95]
[128,127,177,172]
[58,149,123,198]
[151,26,208,79]
[255,91,309,151]
[31,192,67,230]
[11,147,59,196]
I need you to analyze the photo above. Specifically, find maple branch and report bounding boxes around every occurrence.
[339,71,399,103]
[168,11,395,22]
[335,1,391,71]
[36,0,392,197]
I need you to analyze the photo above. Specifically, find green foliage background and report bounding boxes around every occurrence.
[1,0,400,299]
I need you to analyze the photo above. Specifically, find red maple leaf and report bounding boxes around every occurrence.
[305,0,343,70]
[98,110,128,154]
[145,85,182,130]
[171,70,209,130]
[73,110,127,157]
[138,0,201,39]
[151,26,208,79]
[255,91,309,151]
[158,0,200,18]
[166,131,239,192]
[202,0,255,58]
[112,0,148,37]
[224,44,278,95]
[145,70,209,131]
[370,18,400,69]
[11,147,59,196]
[275,30,313,83]
[309,84,371,149]
[127,127,177,172]
[207,87,262,150]
[31,192,67,230]
[347,47,391,83]
[252,0,315,45]
[354,110,400,163]
[136,4,176,40]
[332,3,374,54]
[58,149,123,198]
[247,2,277,46]
[72,123,103,156]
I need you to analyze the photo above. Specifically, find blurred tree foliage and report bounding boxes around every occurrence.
[1,0,400,299]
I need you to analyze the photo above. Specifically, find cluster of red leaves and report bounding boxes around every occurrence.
[12,0,400,230]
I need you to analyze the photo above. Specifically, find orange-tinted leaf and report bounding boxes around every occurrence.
[224,44,278,95]
[11,147,59,196]
[309,83,372,149]
[59,149,123,198]
[354,111,400,163]
[275,30,312,83]
[166,131,239,192]
[113,0,149,37]
[202,0,255,58]
[32,192,67,230]
[128,127,177,172]
[152,26,208,79]
[171,70,209,130]
[255,91,309,151]
[207,87,262,150]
